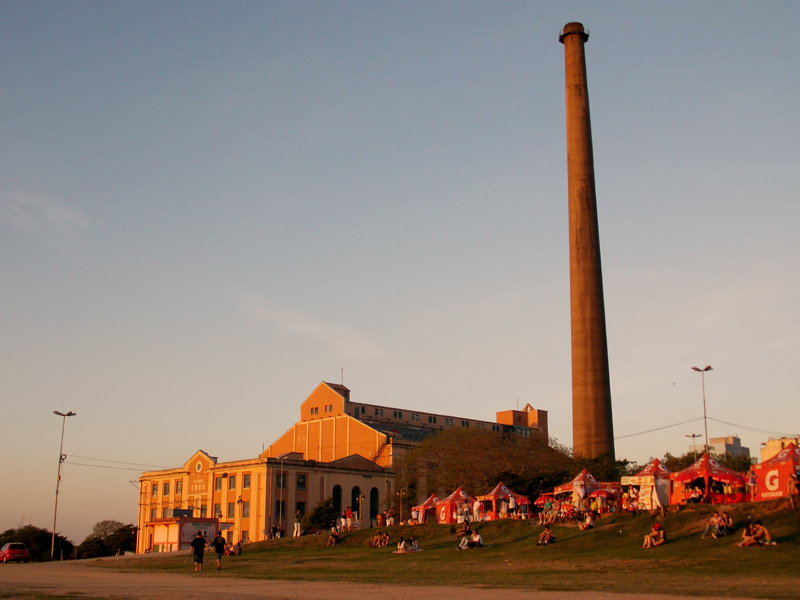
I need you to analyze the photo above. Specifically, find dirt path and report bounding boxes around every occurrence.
[0,557,751,600]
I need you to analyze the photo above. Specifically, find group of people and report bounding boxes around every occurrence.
[701,511,734,539]
[368,531,392,547]
[736,520,776,547]
[395,536,421,553]
[189,531,242,571]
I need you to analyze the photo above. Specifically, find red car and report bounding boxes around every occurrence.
[0,543,29,563]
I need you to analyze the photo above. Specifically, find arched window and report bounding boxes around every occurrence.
[332,484,342,512]
[351,486,362,513]
[370,487,379,519]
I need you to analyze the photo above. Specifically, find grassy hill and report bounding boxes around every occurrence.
[114,499,800,598]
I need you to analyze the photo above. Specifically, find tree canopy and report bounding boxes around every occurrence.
[0,525,73,562]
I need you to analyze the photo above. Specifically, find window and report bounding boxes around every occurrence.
[311,406,318,415]
[163,482,170,496]
[152,483,158,497]
[162,507,169,518]
[332,485,342,511]
[229,475,236,490]
[374,407,384,417]
[297,474,306,490]
[393,410,403,419]
[428,415,437,424]
[243,474,251,489]
[215,477,222,492]
[295,501,305,517]
[150,508,156,521]
[241,530,249,543]
[461,420,470,428]
[477,422,484,429]
[200,505,207,517]
[370,487,380,519]
[277,472,286,489]
[361,406,365,414]
[492,424,500,432]
[226,531,233,544]
[214,503,221,518]
[275,500,286,520]
[227,503,235,519]
[175,481,182,495]
[242,501,250,518]
[411,413,420,422]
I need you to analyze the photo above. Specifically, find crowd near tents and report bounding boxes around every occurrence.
[405,445,798,525]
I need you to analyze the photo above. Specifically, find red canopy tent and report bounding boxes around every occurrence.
[476,482,530,520]
[670,453,746,505]
[621,459,671,511]
[753,443,800,502]
[436,487,476,524]
[554,469,618,509]
[411,494,439,523]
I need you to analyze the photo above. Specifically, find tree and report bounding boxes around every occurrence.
[301,497,339,534]
[76,521,136,558]
[400,428,573,503]
[0,525,73,562]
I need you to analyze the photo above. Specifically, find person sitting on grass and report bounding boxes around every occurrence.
[326,526,340,547]
[737,520,776,546]
[702,511,723,539]
[458,529,483,549]
[719,512,733,537]
[457,521,471,537]
[397,536,408,552]
[579,510,595,531]
[409,536,420,551]
[642,522,666,548]
[537,525,555,546]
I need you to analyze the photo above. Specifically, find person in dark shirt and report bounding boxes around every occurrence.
[210,532,228,570]
[190,531,207,571]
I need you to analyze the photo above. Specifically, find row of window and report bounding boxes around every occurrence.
[310,404,335,415]
[214,473,251,492]
[276,473,305,490]
[151,473,253,498]
[358,405,492,430]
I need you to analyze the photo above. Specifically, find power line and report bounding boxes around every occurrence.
[614,418,703,440]
[706,418,799,438]
[67,461,146,472]
[69,454,171,469]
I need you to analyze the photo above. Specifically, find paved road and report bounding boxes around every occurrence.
[0,557,750,600]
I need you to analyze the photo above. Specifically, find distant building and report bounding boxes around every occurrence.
[138,381,551,553]
[760,436,800,463]
[705,436,750,458]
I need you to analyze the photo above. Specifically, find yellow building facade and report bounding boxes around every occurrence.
[137,381,549,552]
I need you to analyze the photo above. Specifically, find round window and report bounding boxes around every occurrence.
[196,462,202,472]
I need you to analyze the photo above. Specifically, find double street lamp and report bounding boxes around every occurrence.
[691,365,712,453]
[52,410,76,560]
[685,433,701,461]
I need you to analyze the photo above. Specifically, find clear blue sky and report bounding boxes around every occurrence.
[2,1,798,543]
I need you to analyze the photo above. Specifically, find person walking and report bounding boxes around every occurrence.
[209,532,228,570]
[190,531,207,572]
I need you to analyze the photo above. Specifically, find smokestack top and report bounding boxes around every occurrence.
[559,22,589,44]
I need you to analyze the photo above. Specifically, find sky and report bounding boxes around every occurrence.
[1,1,798,544]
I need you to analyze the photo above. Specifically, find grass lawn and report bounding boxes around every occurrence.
[110,500,800,598]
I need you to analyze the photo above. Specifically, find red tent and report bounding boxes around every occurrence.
[436,487,476,524]
[554,469,600,495]
[670,453,746,505]
[753,443,800,502]
[411,494,439,523]
[476,482,530,520]
[621,459,671,511]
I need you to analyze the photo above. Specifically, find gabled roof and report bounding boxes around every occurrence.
[554,469,599,494]
[633,458,671,479]
[440,487,476,505]
[326,454,386,472]
[671,453,745,485]
[758,442,800,466]
[412,494,439,511]
[477,481,529,503]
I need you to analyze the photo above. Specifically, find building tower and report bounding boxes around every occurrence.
[559,22,615,459]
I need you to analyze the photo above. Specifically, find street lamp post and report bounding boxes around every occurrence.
[685,433,701,461]
[52,410,76,560]
[691,365,713,453]
[395,489,405,522]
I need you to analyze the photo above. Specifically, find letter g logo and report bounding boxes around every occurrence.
[766,470,780,491]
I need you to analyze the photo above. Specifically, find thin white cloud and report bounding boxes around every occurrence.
[235,291,384,361]
[2,192,89,235]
